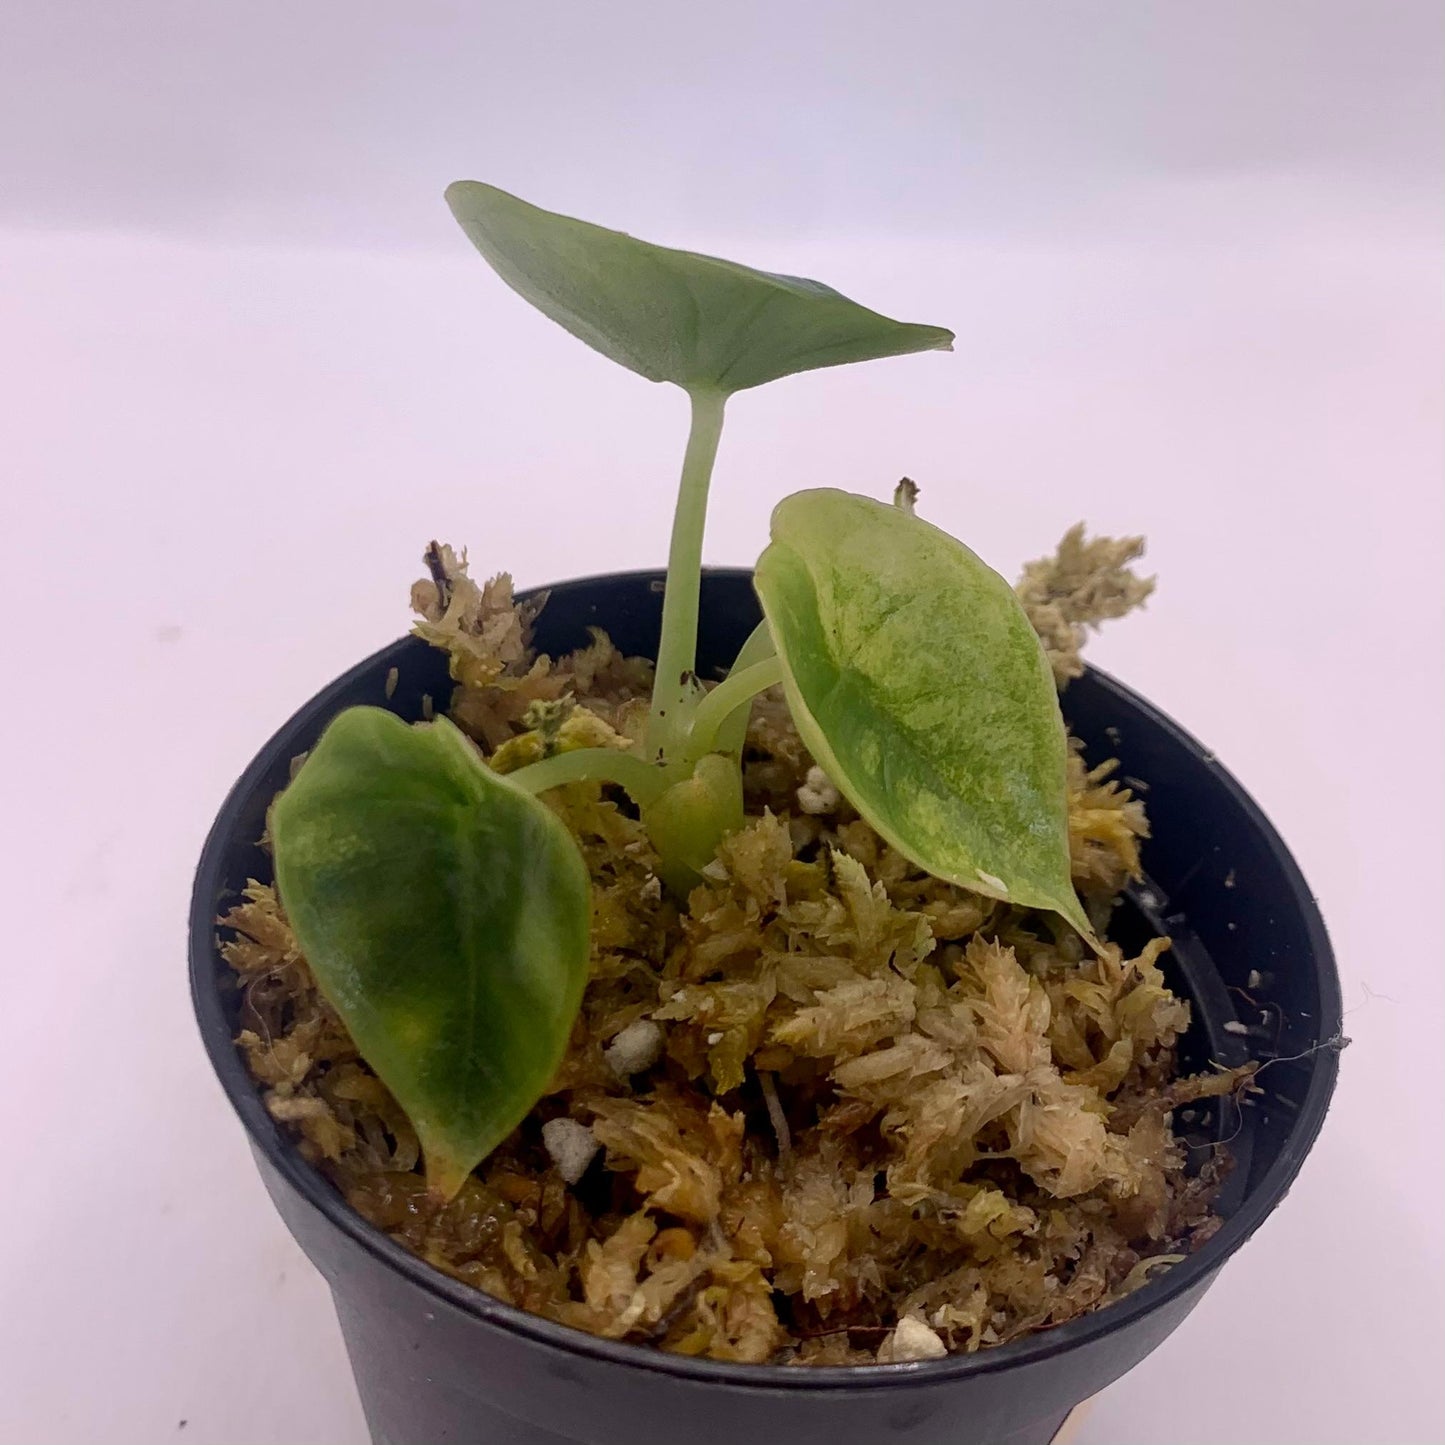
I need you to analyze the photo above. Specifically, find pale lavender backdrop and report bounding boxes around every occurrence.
[1,4,1441,1443]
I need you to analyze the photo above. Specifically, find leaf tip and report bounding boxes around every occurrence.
[444,178,516,225]
[442,177,476,212]
[424,1150,475,1205]
[1054,892,1104,956]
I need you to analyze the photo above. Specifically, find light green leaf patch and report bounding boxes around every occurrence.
[271,707,591,1200]
[641,753,745,898]
[754,489,1095,944]
[445,181,954,395]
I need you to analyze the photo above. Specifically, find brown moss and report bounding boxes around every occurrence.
[219,530,1234,1366]
[1017,523,1156,686]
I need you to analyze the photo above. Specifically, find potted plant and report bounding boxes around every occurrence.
[190,184,1341,1445]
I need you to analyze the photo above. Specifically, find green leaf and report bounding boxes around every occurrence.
[754,489,1094,942]
[271,707,591,1199]
[445,181,954,395]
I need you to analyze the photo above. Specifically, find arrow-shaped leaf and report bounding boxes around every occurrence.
[271,707,591,1199]
[445,181,954,395]
[754,489,1094,942]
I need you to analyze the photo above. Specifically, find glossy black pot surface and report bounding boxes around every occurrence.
[191,569,1341,1445]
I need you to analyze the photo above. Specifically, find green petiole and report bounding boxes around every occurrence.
[684,654,783,760]
[506,747,670,804]
[645,387,728,765]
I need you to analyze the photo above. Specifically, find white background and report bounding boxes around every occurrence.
[2,4,1441,1443]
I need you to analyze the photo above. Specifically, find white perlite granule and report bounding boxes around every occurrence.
[541,1118,599,1185]
[876,1314,949,1363]
[796,765,840,815]
[603,1019,665,1078]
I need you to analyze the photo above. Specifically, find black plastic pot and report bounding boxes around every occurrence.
[191,569,1341,1445]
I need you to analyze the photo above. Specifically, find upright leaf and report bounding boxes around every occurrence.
[271,707,591,1199]
[754,489,1094,942]
[711,620,778,760]
[445,181,954,394]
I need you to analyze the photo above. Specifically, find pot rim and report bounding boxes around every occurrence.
[189,566,1341,1393]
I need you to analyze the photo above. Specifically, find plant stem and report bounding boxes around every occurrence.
[726,619,778,675]
[685,655,783,760]
[506,748,667,805]
[709,619,777,761]
[645,387,728,763]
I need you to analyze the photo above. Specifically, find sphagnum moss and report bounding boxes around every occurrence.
[222,529,1246,1366]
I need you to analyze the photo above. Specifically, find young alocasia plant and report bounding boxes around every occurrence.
[271,183,1094,1200]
